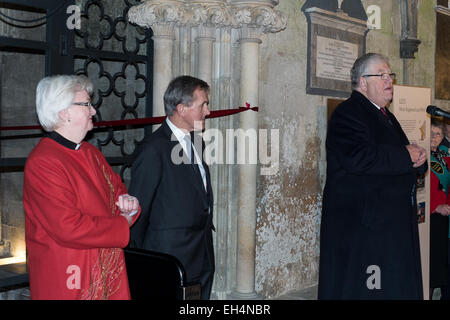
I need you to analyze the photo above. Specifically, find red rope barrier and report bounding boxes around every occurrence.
[0,105,258,131]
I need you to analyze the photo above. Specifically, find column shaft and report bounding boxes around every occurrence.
[197,36,215,85]
[152,36,174,118]
[233,37,262,299]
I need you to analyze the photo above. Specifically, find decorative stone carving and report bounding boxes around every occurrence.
[190,3,232,27]
[128,1,286,34]
[400,38,421,59]
[231,5,286,33]
[127,0,187,32]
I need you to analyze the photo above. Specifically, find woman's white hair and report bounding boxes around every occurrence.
[36,75,93,131]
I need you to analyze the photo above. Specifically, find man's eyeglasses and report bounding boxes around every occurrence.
[431,131,443,138]
[362,73,396,81]
[73,101,93,109]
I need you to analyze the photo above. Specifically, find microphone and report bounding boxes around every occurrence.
[426,105,450,118]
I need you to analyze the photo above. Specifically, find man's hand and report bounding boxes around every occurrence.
[406,144,427,168]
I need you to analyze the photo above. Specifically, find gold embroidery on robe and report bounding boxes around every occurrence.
[80,157,124,300]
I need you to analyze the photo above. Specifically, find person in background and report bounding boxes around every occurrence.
[439,119,450,150]
[23,75,140,300]
[429,119,450,299]
[318,53,427,299]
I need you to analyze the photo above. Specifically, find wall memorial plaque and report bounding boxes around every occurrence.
[302,1,368,98]
[315,36,358,82]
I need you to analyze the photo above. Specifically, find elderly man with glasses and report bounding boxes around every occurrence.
[318,53,427,299]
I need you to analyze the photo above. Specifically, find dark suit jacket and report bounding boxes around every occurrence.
[318,90,426,299]
[128,120,215,297]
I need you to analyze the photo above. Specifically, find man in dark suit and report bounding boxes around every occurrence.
[318,53,427,299]
[128,75,214,299]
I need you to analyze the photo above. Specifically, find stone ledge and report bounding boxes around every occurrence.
[0,262,29,291]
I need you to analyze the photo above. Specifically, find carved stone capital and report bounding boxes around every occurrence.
[127,0,187,35]
[190,2,232,27]
[231,5,287,34]
[128,0,286,36]
[151,22,177,39]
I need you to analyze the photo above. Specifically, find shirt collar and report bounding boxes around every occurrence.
[166,117,190,142]
[370,101,382,110]
[46,131,82,150]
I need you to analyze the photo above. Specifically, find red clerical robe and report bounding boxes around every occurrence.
[23,136,139,300]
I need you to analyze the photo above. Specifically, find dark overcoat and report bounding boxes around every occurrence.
[318,90,426,299]
[128,120,215,299]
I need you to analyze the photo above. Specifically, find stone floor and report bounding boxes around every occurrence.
[274,285,318,300]
[5,283,444,300]
[275,285,444,300]
[0,286,318,300]
[0,287,30,300]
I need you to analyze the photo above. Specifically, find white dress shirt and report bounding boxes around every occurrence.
[166,118,207,191]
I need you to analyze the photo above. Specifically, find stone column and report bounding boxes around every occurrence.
[152,24,176,118]
[128,0,186,118]
[231,25,262,299]
[129,0,286,299]
[228,2,286,300]
[196,24,216,85]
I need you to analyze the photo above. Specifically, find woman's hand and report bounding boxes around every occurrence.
[435,204,450,216]
[116,194,139,225]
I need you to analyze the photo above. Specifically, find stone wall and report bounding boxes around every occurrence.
[255,0,324,298]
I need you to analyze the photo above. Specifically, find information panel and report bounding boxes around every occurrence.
[391,84,431,300]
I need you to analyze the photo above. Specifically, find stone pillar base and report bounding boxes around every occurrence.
[227,290,264,300]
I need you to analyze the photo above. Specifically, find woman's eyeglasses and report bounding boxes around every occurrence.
[73,101,93,110]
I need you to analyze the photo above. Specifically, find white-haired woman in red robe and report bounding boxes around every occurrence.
[23,75,140,300]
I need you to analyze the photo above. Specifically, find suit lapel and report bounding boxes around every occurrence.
[376,107,396,131]
[384,108,410,144]
[353,92,406,142]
